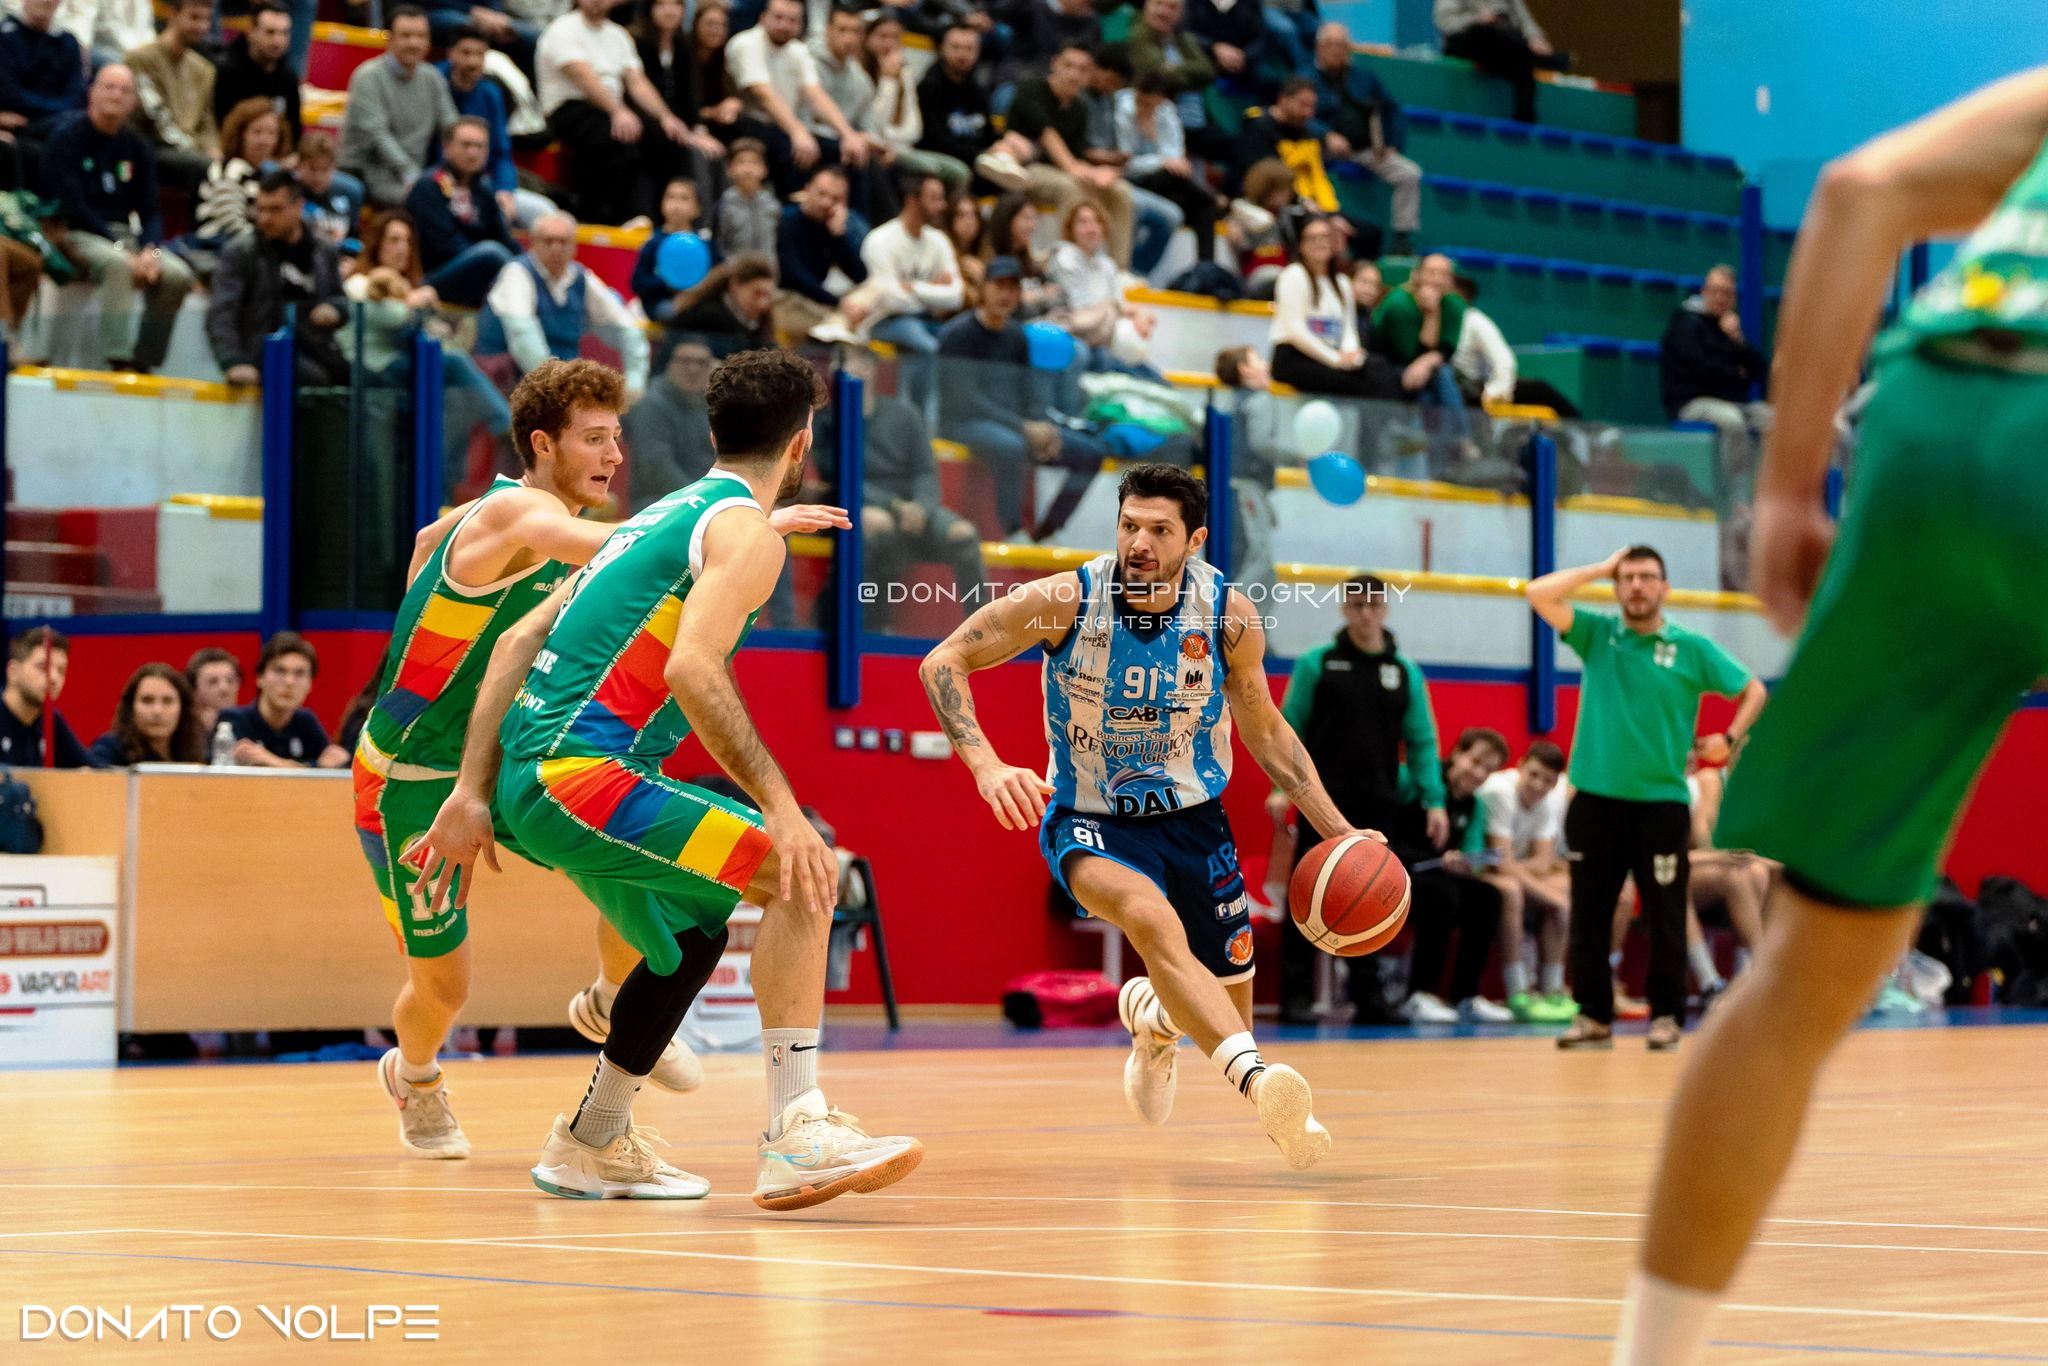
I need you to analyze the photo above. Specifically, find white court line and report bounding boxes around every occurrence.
[39,1226,2048,1329]
[0,1229,142,1241]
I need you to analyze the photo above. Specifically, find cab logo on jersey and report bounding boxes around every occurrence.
[1225,928,1254,967]
[1180,633,1210,661]
[1104,705,1164,732]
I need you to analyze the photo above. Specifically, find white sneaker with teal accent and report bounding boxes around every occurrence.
[753,1089,923,1211]
[529,1114,711,1200]
[566,986,704,1093]
[377,1048,471,1160]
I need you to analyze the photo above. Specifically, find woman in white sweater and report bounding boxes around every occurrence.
[1267,216,1402,399]
[860,16,969,198]
[1046,201,1159,376]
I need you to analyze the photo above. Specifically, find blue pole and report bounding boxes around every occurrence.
[1824,465,1844,521]
[1908,243,1932,293]
[411,332,445,530]
[828,368,863,709]
[1528,429,1558,735]
[259,327,297,641]
[1203,401,1233,578]
[0,333,10,643]
[1737,182,1766,358]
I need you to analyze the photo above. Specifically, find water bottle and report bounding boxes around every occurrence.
[211,721,236,767]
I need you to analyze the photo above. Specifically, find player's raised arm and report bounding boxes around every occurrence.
[1219,590,1372,847]
[474,487,619,567]
[665,508,836,917]
[918,572,1079,830]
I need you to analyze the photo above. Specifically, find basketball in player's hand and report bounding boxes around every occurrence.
[1289,835,1411,957]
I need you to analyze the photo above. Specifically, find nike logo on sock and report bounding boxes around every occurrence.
[790,1043,817,1052]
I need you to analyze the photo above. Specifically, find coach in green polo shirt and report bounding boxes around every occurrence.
[1527,545,1767,1051]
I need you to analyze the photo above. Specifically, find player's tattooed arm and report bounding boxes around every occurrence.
[1219,590,1364,844]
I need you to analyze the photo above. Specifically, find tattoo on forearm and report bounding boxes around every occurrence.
[926,662,987,751]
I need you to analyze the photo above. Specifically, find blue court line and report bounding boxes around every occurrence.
[4,1248,2045,1362]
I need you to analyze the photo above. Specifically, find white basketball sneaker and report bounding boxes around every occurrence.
[377,1048,471,1160]
[567,986,704,1093]
[1252,1064,1332,1170]
[753,1089,924,1211]
[1117,976,1179,1126]
[529,1114,711,1200]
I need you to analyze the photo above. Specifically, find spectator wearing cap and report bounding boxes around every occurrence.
[440,27,558,229]
[338,6,458,208]
[1309,22,1420,256]
[725,0,872,195]
[477,209,650,396]
[404,116,520,307]
[221,631,349,768]
[0,0,86,143]
[538,0,701,226]
[124,0,218,192]
[0,627,92,769]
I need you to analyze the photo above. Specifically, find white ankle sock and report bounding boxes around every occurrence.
[1540,962,1565,995]
[1688,940,1725,991]
[762,1028,820,1136]
[397,1054,441,1086]
[1502,960,1532,997]
[569,1055,643,1148]
[1612,1270,1717,1366]
[1211,1031,1266,1099]
[590,974,622,1016]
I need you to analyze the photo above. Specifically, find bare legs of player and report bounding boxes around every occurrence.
[749,892,832,1030]
[1071,856,1243,1051]
[393,942,472,1068]
[1617,888,1917,1363]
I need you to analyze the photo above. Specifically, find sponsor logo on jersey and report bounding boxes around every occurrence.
[1065,723,1098,754]
[1653,853,1679,886]
[1380,663,1402,691]
[1111,789,1184,817]
[1104,704,1164,730]
[1181,633,1210,660]
[1214,893,1249,921]
[1225,927,1254,966]
[1207,847,1241,896]
[534,648,559,675]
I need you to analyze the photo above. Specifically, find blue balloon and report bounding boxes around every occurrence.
[1308,450,1366,505]
[1022,321,1077,371]
[655,232,711,291]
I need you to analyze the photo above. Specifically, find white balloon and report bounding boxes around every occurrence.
[1293,400,1342,458]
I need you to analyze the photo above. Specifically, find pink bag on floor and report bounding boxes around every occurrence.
[1002,970,1121,1029]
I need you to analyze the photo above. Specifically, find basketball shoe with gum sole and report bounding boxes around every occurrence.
[754,1089,924,1211]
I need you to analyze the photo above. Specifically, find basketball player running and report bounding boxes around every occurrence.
[921,464,1372,1168]
[361,358,846,1160]
[1614,70,2048,1364]
[415,348,921,1206]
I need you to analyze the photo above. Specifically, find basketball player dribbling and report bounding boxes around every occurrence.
[415,348,921,1207]
[1614,69,2048,1363]
[356,358,846,1160]
[922,463,1379,1167]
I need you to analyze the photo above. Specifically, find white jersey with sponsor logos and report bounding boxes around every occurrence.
[1042,553,1234,817]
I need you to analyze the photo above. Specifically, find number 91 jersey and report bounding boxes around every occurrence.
[1042,553,1234,818]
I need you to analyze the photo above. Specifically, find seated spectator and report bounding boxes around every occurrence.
[1186,0,1271,95]
[213,2,300,137]
[1374,250,1473,461]
[835,344,983,631]
[914,24,993,179]
[687,0,744,146]
[183,98,289,277]
[1661,263,1771,476]
[984,191,1062,320]
[209,170,350,386]
[1238,77,1380,259]
[1114,68,1222,266]
[1684,761,1770,999]
[185,645,241,740]
[1262,0,1318,74]
[631,175,712,325]
[725,0,871,195]
[936,255,1108,539]
[538,0,699,226]
[441,27,557,229]
[339,7,457,208]
[620,336,716,511]
[1211,344,1285,596]
[89,663,206,766]
[1226,158,1305,298]
[632,0,725,220]
[1268,215,1399,399]
[1352,256,1384,345]
[1478,739,1576,1022]
[713,136,778,258]
[1046,200,1157,376]
[1078,45,1181,281]
[997,0,1099,87]
[222,631,348,768]
[297,132,365,252]
[1435,0,1566,125]
[772,162,867,339]
[1451,271,1581,416]
[861,14,967,198]
[1126,0,1229,164]
[478,209,650,395]
[0,0,86,143]
[1310,22,1421,256]
[944,192,985,303]
[41,66,197,374]
[1401,726,1514,1023]
[985,44,1135,266]
[813,169,961,407]
[423,0,537,76]
[404,116,518,307]
[124,0,218,192]
[667,248,770,360]
[809,8,874,163]
[49,0,153,71]
[0,626,90,768]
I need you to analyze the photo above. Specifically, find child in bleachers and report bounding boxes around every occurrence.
[632,176,714,326]
[713,138,779,260]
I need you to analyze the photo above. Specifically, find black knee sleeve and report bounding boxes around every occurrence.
[602,925,731,1076]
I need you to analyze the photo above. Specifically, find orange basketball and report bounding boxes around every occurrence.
[1289,835,1411,957]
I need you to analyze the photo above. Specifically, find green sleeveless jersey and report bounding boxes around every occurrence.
[1888,135,2048,355]
[360,478,573,773]
[500,472,762,767]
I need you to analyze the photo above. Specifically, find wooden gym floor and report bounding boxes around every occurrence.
[5,1022,2048,1363]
